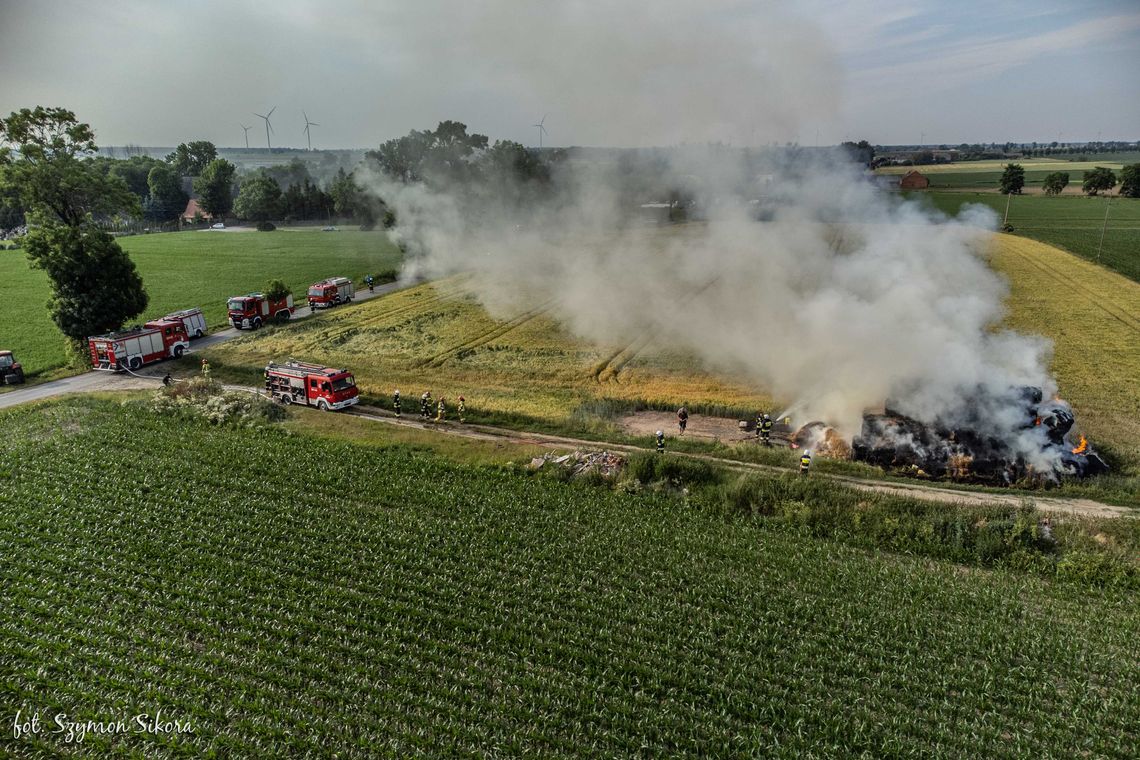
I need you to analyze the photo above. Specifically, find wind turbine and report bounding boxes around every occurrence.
[240,124,252,150]
[303,110,319,151]
[533,114,548,149]
[254,107,276,150]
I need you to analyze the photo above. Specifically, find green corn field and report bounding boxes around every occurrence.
[1,398,1137,757]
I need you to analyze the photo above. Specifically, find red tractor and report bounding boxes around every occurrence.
[227,292,295,330]
[0,350,25,384]
[264,360,359,411]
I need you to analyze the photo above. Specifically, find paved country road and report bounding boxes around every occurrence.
[0,279,407,411]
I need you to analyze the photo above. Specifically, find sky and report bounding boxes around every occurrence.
[1,0,1137,149]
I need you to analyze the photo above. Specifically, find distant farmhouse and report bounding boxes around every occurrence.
[181,198,212,223]
[899,170,930,190]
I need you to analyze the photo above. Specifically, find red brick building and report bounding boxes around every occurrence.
[899,170,930,190]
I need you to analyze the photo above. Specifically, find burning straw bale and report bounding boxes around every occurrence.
[852,385,1109,486]
[791,421,852,459]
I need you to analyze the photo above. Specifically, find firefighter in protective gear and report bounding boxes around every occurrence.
[458,396,466,423]
[677,406,689,435]
[163,373,173,387]
[436,397,446,422]
[799,450,812,476]
[420,391,432,419]
[366,274,375,292]
[759,413,773,445]
[656,430,665,454]
[393,389,401,417]
[201,357,211,378]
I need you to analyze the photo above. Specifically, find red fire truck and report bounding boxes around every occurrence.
[307,277,355,309]
[89,320,190,371]
[227,292,295,330]
[162,307,208,339]
[264,360,359,411]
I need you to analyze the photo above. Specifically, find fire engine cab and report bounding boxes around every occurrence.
[89,320,190,371]
[227,292,295,330]
[264,360,359,411]
[307,277,355,309]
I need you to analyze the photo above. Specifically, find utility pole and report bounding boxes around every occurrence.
[1003,191,1012,227]
[1096,196,1112,263]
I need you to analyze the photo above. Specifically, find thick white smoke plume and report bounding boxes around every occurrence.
[358,2,1058,464]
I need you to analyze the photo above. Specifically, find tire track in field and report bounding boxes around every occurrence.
[417,297,560,368]
[1007,244,1140,334]
[592,276,722,383]
[354,277,473,328]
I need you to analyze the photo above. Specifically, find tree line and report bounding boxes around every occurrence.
[999,163,1140,197]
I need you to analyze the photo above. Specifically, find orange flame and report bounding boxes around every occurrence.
[1071,435,1088,455]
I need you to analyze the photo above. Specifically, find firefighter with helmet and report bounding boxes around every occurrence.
[759,413,773,445]
[458,396,466,423]
[656,430,665,454]
[436,397,446,422]
[799,450,812,476]
[366,274,375,292]
[201,357,211,378]
[421,390,432,419]
[393,389,401,417]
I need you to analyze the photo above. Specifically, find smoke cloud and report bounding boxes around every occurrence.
[357,2,1058,463]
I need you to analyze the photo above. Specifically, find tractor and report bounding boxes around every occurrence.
[0,350,25,384]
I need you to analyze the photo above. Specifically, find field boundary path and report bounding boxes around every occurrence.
[1,369,1131,517]
[342,405,1135,519]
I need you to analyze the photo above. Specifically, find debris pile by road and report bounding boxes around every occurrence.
[529,450,626,477]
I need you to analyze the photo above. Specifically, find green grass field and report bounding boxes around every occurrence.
[917,192,1140,282]
[0,229,401,378]
[2,396,1137,756]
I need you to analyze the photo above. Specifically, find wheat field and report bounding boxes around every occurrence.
[988,234,1140,469]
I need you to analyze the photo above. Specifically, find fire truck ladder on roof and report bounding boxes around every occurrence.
[267,360,346,376]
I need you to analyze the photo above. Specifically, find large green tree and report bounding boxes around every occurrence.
[1118,163,1140,198]
[0,106,148,347]
[144,164,188,221]
[998,163,1025,195]
[1082,167,1117,196]
[367,121,488,187]
[23,224,149,340]
[166,140,217,176]
[233,170,282,222]
[327,167,387,227]
[193,158,236,218]
[1042,171,1069,196]
[840,140,875,167]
